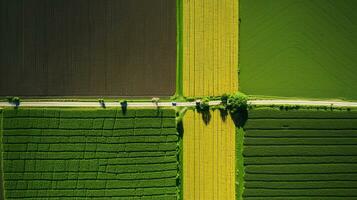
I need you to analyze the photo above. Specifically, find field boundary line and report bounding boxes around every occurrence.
[0,100,357,108]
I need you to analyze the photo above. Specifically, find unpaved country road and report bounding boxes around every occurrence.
[1,100,357,108]
[249,100,357,107]
[0,101,220,108]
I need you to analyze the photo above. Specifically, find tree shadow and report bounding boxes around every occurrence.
[177,120,184,139]
[219,108,228,122]
[229,108,248,128]
[197,109,212,125]
[120,101,128,115]
[155,106,161,117]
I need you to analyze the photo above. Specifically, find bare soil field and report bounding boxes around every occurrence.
[0,0,176,97]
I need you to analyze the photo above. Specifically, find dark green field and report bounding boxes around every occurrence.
[241,108,357,200]
[239,0,357,100]
[1,108,178,199]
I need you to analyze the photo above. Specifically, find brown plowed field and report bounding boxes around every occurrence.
[0,0,176,97]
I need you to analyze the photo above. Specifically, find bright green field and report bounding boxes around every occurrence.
[239,0,357,100]
[241,108,357,200]
[1,108,178,200]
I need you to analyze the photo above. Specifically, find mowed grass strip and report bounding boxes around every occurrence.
[5,170,178,181]
[4,151,176,160]
[245,164,357,174]
[5,179,176,190]
[245,130,357,138]
[245,181,357,189]
[245,156,357,165]
[244,188,357,197]
[6,189,177,199]
[3,135,178,144]
[244,145,357,156]
[249,109,357,119]
[245,138,357,145]
[245,173,357,182]
[245,119,357,130]
[4,128,177,136]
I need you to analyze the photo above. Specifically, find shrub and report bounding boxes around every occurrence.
[120,99,128,114]
[221,93,229,106]
[120,99,127,106]
[151,97,160,106]
[7,96,20,106]
[98,98,105,108]
[223,92,248,114]
[196,97,210,112]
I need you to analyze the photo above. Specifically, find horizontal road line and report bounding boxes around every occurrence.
[0,99,357,107]
[249,100,357,107]
[0,101,221,107]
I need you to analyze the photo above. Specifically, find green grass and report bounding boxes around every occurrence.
[0,109,4,200]
[236,128,245,200]
[175,0,184,99]
[239,0,357,100]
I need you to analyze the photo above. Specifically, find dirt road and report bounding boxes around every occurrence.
[1,99,357,108]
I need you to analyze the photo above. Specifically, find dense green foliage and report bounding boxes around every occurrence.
[241,109,357,199]
[6,97,20,106]
[1,108,178,199]
[222,92,248,114]
[195,97,210,112]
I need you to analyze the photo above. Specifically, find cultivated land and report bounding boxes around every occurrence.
[2,1,357,199]
[239,0,357,100]
[241,108,357,200]
[0,108,178,199]
[0,0,176,96]
[182,0,238,97]
[0,109,4,200]
[183,110,236,200]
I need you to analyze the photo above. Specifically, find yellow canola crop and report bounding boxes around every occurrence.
[183,0,239,97]
[183,110,236,200]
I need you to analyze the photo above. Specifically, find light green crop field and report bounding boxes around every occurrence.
[240,108,357,200]
[1,108,179,200]
[239,0,357,100]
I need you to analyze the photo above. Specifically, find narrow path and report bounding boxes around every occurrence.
[1,100,357,107]
[249,99,357,107]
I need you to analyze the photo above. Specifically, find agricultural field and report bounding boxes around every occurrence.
[241,108,357,200]
[0,109,4,199]
[182,0,238,97]
[0,108,179,199]
[239,0,357,100]
[183,110,236,200]
[0,0,176,97]
[2,0,357,199]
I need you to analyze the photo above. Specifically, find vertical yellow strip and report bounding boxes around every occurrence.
[222,0,228,93]
[183,0,189,97]
[182,0,238,198]
[182,0,238,97]
[231,0,239,90]
[183,111,192,200]
[183,110,236,200]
